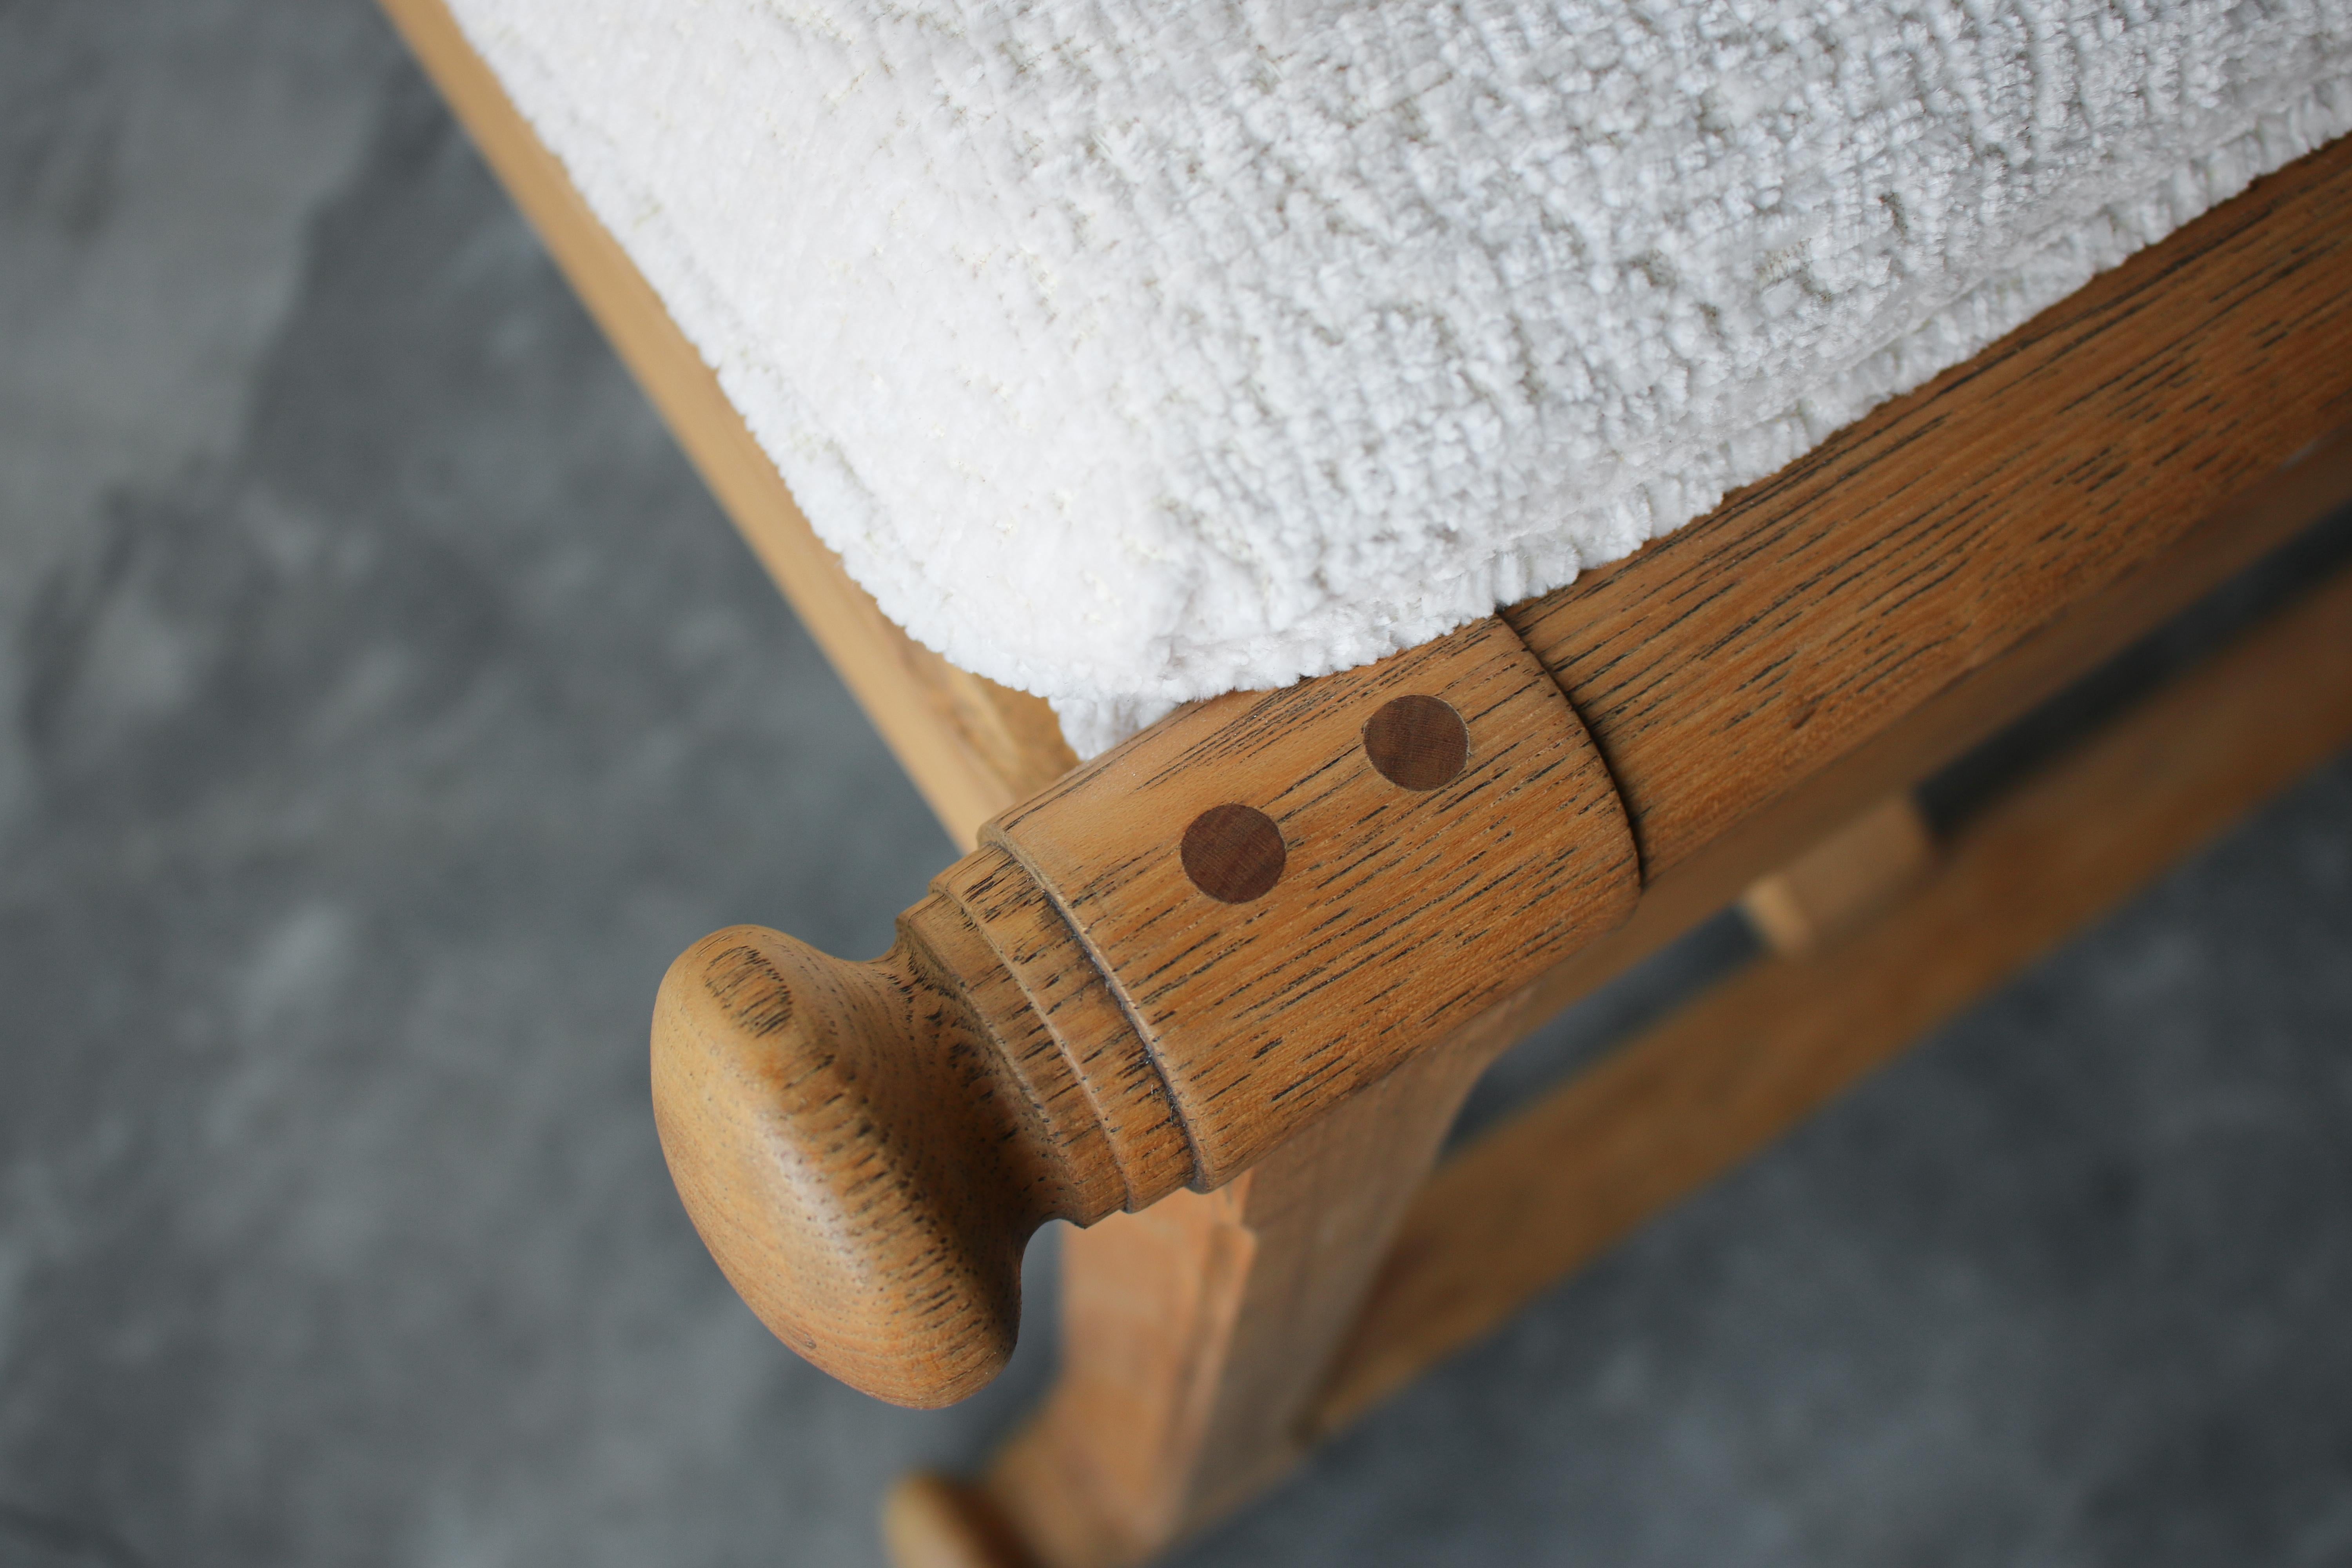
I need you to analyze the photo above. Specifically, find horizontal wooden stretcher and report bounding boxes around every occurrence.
[381,1,2352,1561]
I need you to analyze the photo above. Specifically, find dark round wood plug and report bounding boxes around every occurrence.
[1181,804,1287,903]
[1362,695,1468,789]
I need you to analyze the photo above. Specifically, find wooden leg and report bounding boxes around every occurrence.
[890,543,2352,1565]
[887,1039,1490,1568]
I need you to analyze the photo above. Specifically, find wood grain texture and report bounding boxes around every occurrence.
[974,1039,1494,1568]
[993,616,1638,1187]
[1436,137,2352,1086]
[1507,132,2352,881]
[882,1475,1035,1568]
[648,138,2352,1414]
[937,844,1195,1214]
[1428,425,2352,1114]
[652,619,1638,1407]
[374,0,1075,849]
[651,911,1045,1408]
[1314,555,2352,1434]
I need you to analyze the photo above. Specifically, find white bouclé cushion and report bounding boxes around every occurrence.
[447,0,2351,753]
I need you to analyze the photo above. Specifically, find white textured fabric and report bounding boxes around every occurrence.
[449,0,2350,754]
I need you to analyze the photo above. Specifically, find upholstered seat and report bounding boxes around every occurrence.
[445,0,2346,750]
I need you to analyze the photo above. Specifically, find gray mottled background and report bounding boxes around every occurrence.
[3,5,2348,1565]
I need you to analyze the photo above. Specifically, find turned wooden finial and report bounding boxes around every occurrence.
[652,924,1032,1406]
[650,864,1186,1408]
[651,617,1640,1407]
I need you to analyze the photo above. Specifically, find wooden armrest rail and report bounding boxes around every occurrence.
[655,134,2352,1411]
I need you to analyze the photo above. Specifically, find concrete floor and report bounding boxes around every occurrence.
[2,5,2348,1564]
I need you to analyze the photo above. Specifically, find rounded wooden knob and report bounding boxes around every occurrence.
[650,925,1042,1407]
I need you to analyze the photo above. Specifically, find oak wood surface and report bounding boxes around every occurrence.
[884,1475,1035,1568]
[885,498,2352,1561]
[1314,554,2352,1434]
[374,0,1075,850]
[370,10,2352,1557]
[976,1037,1493,1568]
[652,617,1641,1406]
[1467,128,2352,1079]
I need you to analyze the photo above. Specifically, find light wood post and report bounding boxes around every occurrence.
[890,1039,1490,1568]
[1739,794,1936,956]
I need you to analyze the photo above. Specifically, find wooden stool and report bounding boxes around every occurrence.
[383,3,2352,1559]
